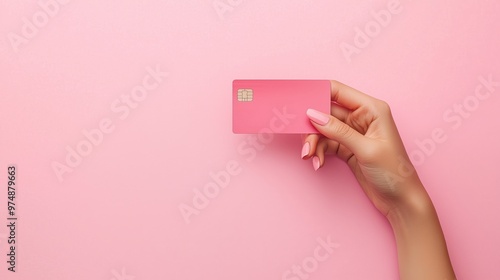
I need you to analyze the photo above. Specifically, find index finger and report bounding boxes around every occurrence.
[330,80,374,110]
[301,133,319,159]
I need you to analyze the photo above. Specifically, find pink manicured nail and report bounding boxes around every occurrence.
[306,109,329,126]
[301,142,310,158]
[312,156,321,171]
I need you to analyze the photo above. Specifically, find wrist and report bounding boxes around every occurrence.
[386,182,436,228]
[385,182,456,279]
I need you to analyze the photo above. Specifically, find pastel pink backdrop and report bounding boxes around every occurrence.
[1,0,499,279]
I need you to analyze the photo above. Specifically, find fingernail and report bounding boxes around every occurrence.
[312,156,321,171]
[306,109,329,126]
[301,142,310,158]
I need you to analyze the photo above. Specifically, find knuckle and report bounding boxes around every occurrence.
[332,122,354,139]
[375,100,391,114]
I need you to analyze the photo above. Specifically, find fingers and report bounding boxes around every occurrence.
[311,138,330,171]
[306,108,367,156]
[301,134,319,159]
[301,133,322,171]
[330,102,350,122]
[302,81,381,170]
[300,135,330,171]
[330,80,374,111]
[307,137,357,171]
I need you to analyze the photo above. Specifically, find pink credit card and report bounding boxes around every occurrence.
[232,80,331,134]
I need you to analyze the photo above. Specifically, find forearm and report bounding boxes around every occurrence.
[387,184,456,280]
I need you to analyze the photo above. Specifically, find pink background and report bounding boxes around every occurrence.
[1,0,499,279]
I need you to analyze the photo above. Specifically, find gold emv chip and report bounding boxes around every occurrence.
[237,89,253,102]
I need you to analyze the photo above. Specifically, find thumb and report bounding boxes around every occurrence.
[306,108,366,155]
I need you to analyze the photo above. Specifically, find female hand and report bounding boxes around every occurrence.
[301,80,425,216]
[301,81,456,280]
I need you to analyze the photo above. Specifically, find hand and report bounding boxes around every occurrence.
[301,80,424,217]
[302,81,456,279]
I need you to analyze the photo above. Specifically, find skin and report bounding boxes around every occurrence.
[301,80,456,280]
